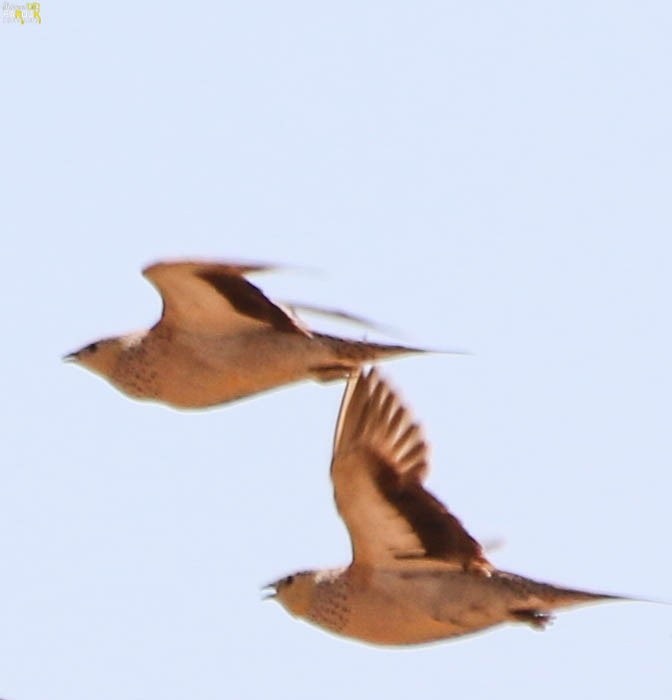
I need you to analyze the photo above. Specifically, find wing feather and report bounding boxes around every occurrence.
[143,260,309,336]
[331,368,490,572]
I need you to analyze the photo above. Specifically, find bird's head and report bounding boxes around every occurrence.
[63,337,126,377]
[263,571,316,617]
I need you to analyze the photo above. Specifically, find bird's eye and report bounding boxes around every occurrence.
[86,342,99,354]
[284,575,295,586]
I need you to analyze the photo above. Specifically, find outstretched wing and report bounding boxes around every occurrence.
[331,368,490,572]
[143,260,310,337]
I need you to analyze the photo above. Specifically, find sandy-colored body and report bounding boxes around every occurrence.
[292,565,616,646]
[105,328,413,408]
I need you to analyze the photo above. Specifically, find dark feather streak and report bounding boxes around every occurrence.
[372,454,484,568]
[197,269,299,334]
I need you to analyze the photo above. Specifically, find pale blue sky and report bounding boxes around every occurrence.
[1,2,671,699]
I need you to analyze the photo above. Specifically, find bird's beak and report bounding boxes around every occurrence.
[261,582,278,601]
[62,352,79,363]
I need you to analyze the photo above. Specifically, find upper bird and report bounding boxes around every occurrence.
[65,260,425,409]
[266,368,630,646]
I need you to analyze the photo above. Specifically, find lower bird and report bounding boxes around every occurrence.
[64,260,424,409]
[266,368,631,646]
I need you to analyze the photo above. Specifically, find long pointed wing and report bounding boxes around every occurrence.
[331,368,490,571]
[143,260,310,337]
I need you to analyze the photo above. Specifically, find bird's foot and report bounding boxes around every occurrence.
[310,364,356,382]
[511,609,554,630]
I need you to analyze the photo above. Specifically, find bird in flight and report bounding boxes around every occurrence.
[65,260,425,409]
[265,368,630,646]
